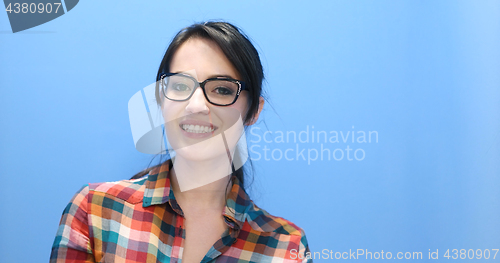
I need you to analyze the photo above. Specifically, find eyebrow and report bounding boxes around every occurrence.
[173,71,238,80]
[208,74,236,79]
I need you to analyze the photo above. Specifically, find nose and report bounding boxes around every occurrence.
[185,87,209,114]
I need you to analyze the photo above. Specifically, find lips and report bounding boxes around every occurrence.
[181,124,214,133]
[178,119,218,137]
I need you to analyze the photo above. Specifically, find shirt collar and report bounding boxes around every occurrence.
[142,161,173,208]
[143,160,251,230]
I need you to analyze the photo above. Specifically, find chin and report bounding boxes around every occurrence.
[174,141,229,161]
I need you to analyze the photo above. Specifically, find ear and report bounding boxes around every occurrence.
[246,96,265,125]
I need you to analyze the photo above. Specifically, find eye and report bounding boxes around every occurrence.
[213,86,234,96]
[172,83,191,92]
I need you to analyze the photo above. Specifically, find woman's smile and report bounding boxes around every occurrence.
[179,118,218,139]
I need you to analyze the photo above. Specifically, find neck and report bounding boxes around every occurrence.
[169,156,233,211]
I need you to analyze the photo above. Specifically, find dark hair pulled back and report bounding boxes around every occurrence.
[133,21,265,191]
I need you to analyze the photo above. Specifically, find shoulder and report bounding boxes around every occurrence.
[237,201,311,260]
[245,201,307,237]
[83,176,148,204]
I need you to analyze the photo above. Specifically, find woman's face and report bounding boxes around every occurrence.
[162,38,249,162]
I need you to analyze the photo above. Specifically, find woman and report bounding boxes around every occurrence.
[51,21,311,263]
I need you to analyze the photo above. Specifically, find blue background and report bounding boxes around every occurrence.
[1,0,499,262]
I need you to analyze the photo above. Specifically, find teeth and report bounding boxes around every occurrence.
[182,124,214,133]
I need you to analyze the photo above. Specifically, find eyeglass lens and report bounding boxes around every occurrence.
[162,75,239,105]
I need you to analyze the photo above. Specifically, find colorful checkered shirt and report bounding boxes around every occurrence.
[50,161,312,262]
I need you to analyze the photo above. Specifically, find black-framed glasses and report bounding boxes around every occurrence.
[159,73,247,106]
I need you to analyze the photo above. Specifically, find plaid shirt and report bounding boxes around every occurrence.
[50,161,312,262]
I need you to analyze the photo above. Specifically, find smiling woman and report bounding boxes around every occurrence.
[50,21,312,263]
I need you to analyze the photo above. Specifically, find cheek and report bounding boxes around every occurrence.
[161,101,185,122]
[161,102,185,149]
[230,92,250,119]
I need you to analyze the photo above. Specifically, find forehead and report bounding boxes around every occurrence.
[169,38,241,81]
